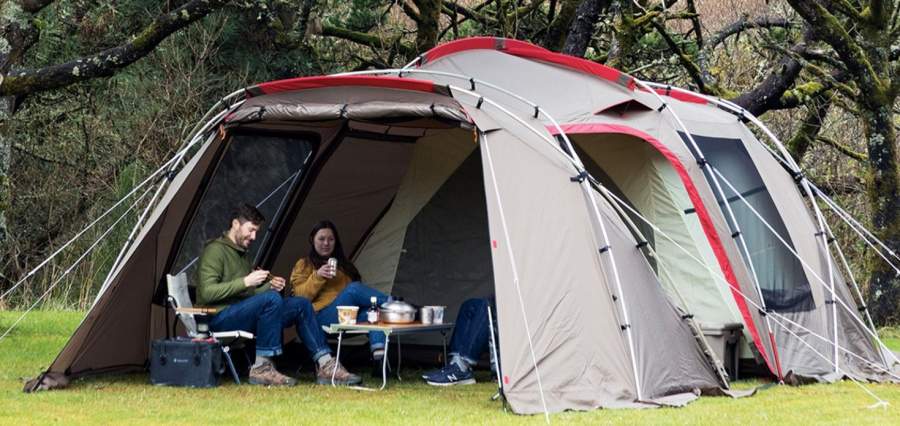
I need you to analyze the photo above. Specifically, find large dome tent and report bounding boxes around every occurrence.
[25,69,734,416]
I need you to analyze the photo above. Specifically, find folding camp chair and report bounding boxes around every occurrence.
[166,273,254,384]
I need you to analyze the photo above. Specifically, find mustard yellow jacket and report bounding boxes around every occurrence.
[290,258,352,311]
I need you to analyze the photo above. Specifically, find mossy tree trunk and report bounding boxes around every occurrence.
[786,0,900,325]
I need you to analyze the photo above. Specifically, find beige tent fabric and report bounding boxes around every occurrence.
[353,128,476,293]
[573,133,739,326]
[416,49,635,123]
[478,126,638,412]
[270,136,416,276]
[49,133,224,376]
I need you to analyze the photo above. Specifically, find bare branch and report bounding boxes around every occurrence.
[707,16,794,49]
[320,23,417,57]
[817,135,868,161]
[786,92,832,160]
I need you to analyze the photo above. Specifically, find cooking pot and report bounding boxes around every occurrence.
[380,298,416,324]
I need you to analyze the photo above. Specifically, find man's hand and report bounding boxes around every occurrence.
[270,276,286,292]
[244,270,269,288]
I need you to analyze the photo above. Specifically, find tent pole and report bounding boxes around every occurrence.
[632,78,785,381]
[551,137,645,402]
[599,184,900,386]
[481,132,551,423]
[93,128,216,303]
[708,166,897,369]
[92,101,244,304]
[595,181,732,387]
[487,303,505,401]
[640,81,898,366]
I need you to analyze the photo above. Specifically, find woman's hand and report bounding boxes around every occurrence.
[316,263,335,279]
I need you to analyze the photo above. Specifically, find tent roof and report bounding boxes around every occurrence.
[418,37,635,89]
[245,75,448,97]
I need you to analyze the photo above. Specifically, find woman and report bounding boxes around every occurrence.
[291,220,389,369]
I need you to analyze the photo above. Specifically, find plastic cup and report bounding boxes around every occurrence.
[337,306,358,325]
[430,306,446,324]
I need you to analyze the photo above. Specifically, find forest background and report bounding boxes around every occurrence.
[2,0,900,326]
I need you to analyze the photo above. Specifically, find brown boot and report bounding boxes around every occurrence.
[248,362,297,386]
[316,357,362,385]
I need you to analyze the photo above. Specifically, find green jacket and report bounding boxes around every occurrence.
[196,233,271,311]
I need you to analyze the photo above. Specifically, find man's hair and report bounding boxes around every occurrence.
[230,203,265,226]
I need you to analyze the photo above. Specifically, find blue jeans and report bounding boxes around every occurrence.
[316,282,389,352]
[450,297,496,365]
[209,291,331,361]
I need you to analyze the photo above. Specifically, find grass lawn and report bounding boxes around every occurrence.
[1,311,900,424]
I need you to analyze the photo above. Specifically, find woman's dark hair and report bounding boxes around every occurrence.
[308,220,361,281]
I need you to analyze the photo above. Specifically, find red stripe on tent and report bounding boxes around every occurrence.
[419,37,635,89]
[637,87,709,105]
[248,75,437,96]
[547,122,776,375]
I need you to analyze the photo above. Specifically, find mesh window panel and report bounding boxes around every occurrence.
[681,133,813,311]
[171,133,314,282]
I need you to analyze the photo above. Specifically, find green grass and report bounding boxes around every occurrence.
[2,311,900,424]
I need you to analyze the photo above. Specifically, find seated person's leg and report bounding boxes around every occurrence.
[282,296,362,385]
[315,282,389,359]
[209,291,296,386]
[424,297,494,386]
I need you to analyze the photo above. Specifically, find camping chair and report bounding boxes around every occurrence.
[166,273,253,384]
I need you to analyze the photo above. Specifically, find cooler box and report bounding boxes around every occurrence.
[699,322,743,379]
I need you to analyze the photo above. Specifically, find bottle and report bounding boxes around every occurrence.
[367,296,380,323]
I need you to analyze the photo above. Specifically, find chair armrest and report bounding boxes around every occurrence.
[175,307,219,315]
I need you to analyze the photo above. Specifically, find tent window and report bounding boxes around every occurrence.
[171,133,315,281]
[681,133,814,312]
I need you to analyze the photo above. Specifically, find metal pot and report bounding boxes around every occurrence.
[380,298,416,324]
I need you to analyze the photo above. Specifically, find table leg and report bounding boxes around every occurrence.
[396,335,402,381]
[440,330,448,367]
[332,330,344,387]
[380,333,390,390]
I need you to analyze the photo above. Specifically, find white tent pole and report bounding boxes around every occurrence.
[709,166,897,366]
[599,184,900,387]
[481,132,551,423]
[0,184,155,344]
[551,141,645,401]
[643,81,900,308]
[1,108,228,304]
[766,312,890,408]
[811,191,888,368]
[92,102,242,304]
[595,182,732,387]
[364,69,646,411]
[812,184,900,272]
[631,78,785,380]
[640,81,897,366]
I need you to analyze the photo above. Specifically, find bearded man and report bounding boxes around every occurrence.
[197,204,361,386]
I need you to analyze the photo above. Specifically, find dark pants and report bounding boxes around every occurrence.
[449,297,496,365]
[315,282,389,351]
[209,291,330,361]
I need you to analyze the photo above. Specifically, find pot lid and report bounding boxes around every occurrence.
[380,298,416,314]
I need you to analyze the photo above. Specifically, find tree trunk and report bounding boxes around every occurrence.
[413,0,442,53]
[863,103,900,325]
[543,0,581,52]
[562,0,611,57]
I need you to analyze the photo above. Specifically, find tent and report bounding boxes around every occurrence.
[403,37,898,384]
[31,71,734,414]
